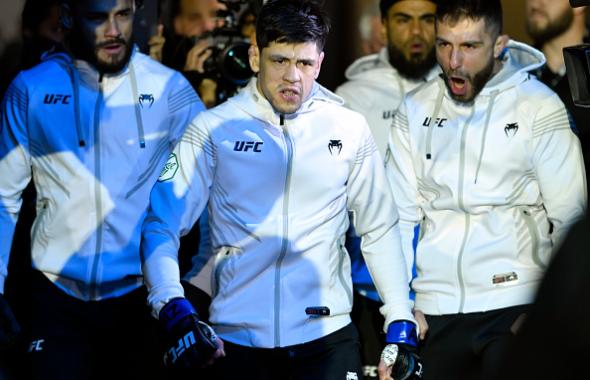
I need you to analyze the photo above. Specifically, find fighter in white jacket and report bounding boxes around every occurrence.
[0,1,203,378]
[386,0,587,378]
[142,1,421,379]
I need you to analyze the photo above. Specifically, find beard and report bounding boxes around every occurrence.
[388,42,437,80]
[526,7,574,46]
[70,34,133,74]
[442,53,495,104]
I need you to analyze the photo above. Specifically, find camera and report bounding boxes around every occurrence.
[201,0,261,103]
[563,0,590,107]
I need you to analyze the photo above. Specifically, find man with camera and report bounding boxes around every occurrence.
[142,0,425,379]
[150,0,255,108]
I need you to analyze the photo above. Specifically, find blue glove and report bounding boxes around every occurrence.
[159,297,218,369]
[381,320,424,379]
[0,293,20,349]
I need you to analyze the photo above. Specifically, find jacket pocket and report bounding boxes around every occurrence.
[211,246,242,299]
[519,207,548,270]
[30,198,51,249]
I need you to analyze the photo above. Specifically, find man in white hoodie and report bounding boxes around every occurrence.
[142,1,424,379]
[385,0,587,378]
[0,0,204,378]
[335,1,438,378]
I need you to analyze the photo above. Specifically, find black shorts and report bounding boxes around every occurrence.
[25,271,164,380]
[420,305,528,380]
[210,323,363,380]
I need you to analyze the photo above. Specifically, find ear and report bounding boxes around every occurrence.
[314,51,325,79]
[249,44,260,73]
[493,34,509,59]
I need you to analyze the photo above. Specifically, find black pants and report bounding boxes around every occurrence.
[351,291,385,379]
[25,271,164,380]
[420,305,528,380]
[210,323,363,380]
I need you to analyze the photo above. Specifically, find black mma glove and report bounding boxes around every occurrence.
[380,320,424,380]
[0,293,20,349]
[159,297,219,369]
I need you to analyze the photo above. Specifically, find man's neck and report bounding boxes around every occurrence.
[541,25,585,74]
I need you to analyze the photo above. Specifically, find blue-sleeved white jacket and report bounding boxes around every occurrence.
[0,47,204,299]
[386,40,587,315]
[142,78,415,348]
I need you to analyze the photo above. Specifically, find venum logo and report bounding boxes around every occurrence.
[233,141,263,152]
[328,140,342,155]
[139,93,154,108]
[504,122,519,137]
[422,117,447,127]
[44,94,71,105]
[158,153,179,182]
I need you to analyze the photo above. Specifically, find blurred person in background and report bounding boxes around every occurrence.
[525,0,590,175]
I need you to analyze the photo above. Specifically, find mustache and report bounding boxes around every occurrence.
[96,38,128,49]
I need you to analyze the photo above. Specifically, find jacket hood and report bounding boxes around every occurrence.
[481,40,546,94]
[344,48,394,82]
[229,76,344,125]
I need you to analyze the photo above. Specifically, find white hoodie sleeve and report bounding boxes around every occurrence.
[0,75,33,294]
[346,115,415,331]
[142,113,216,317]
[531,94,587,250]
[385,100,422,281]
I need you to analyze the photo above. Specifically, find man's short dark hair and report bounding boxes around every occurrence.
[436,0,503,37]
[255,0,330,51]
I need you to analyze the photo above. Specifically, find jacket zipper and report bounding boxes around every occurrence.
[521,208,543,269]
[457,109,475,313]
[274,114,293,347]
[90,73,104,299]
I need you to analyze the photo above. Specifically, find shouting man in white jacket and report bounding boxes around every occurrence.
[385,0,587,379]
[142,0,422,379]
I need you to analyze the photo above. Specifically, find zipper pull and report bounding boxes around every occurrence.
[280,113,285,126]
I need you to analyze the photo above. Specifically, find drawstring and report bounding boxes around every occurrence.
[473,91,498,184]
[59,58,85,147]
[128,62,146,148]
[425,80,445,160]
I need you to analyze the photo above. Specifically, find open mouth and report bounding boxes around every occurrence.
[449,76,468,96]
[410,43,424,53]
[279,88,300,101]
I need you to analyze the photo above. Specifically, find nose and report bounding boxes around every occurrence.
[410,19,422,36]
[104,17,121,38]
[449,48,462,70]
[283,62,301,83]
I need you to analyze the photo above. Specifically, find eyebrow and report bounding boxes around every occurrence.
[436,37,483,46]
[392,12,435,18]
[268,54,316,64]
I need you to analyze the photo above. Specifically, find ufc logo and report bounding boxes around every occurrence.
[44,94,71,104]
[165,331,196,364]
[233,141,263,152]
[422,117,447,127]
[28,339,45,352]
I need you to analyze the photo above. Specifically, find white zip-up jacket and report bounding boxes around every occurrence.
[336,47,440,157]
[0,48,204,299]
[142,78,415,348]
[385,40,587,315]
